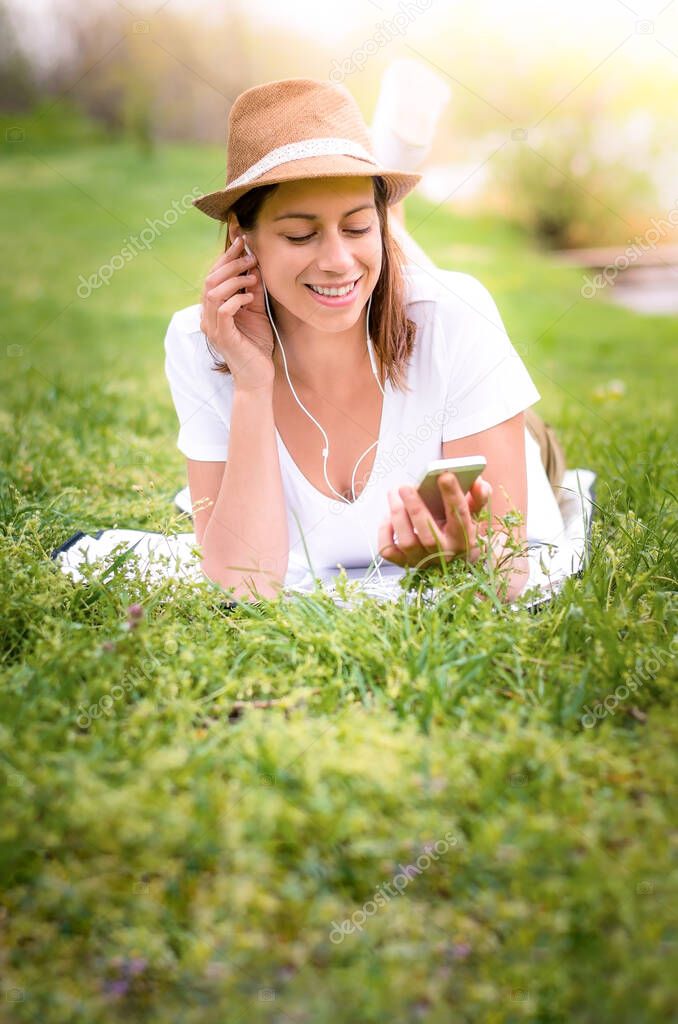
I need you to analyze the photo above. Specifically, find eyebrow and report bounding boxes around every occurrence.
[272,203,375,222]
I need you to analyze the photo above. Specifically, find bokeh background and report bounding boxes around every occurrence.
[4,0,677,253]
[1,3,677,1022]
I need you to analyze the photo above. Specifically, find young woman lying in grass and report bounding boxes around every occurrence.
[164,78,567,603]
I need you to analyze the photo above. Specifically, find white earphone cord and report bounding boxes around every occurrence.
[243,235,387,588]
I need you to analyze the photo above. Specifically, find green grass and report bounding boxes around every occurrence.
[0,107,677,1023]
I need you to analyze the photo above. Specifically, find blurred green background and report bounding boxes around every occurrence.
[1,2,677,1022]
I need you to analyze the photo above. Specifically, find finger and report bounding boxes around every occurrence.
[202,272,256,338]
[217,290,255,321]
[202,292,254,342]
[467,476,491,516]
[203,236,244,279]
[203,237,256,302]
[377,517,405,565]
[387,490,433,568]
[204,259,260,324]
[437,472,468,524]
[437,472,475,550]
[222,234,248,266]
[206,270,258,306]
[204,254,257,296]
[397,485,448,548]
[205,293,254,340]
[388,490,424,551]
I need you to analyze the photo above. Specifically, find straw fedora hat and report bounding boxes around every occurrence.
[192,77,423,221]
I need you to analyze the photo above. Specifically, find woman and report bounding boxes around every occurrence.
[164,78,567,603]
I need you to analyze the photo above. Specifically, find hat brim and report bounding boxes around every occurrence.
[192,153,422,221]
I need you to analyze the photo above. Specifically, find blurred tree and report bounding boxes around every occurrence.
[1,0,342,145]
[0,0,38,111]
[491,96,661,248]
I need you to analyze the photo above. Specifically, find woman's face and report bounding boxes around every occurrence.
[233,176,382,333]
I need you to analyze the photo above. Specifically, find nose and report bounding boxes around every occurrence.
[315,228,359,275]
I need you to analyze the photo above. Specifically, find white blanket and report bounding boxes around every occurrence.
[53,470,596,611]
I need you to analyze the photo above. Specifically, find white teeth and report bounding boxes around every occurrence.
[309,280,357,297]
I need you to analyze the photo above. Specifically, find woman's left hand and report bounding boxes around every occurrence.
[377,472,492,570]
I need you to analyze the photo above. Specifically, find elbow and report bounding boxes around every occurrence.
[199,553,288,602]
[502,554,530,603]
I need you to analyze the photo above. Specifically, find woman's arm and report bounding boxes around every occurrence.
[379,412,530,602]
[381,212,532,599]
[187,383,289,602]
[441,412,530,601]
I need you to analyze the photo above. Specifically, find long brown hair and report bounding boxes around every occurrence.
[211,176,417,393]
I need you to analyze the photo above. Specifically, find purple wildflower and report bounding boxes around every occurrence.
[125,957,148,977]
[126,603,144,626]
[451,942,472,960]
[104,978,129,997]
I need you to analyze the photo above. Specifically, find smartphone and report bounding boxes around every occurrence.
[416,456,487,521]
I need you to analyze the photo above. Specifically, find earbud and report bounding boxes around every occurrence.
[241,234,253,258]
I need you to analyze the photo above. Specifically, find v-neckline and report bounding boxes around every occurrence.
[274,379,391,506]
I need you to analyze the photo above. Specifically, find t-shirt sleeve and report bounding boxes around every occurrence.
[163,312,232,461]
[438,273,541,441]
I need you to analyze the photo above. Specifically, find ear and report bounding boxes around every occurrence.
[227,215,242,247]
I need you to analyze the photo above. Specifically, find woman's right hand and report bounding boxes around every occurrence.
[200,235,275,392]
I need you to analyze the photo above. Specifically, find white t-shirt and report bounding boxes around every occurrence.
[164,263,565,585]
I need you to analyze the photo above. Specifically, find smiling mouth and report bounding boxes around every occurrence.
[305,276,362,296]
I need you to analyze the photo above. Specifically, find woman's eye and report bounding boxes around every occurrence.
[285,227,372,244]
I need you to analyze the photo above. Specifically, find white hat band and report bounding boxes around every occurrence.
[229,137,379,189]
